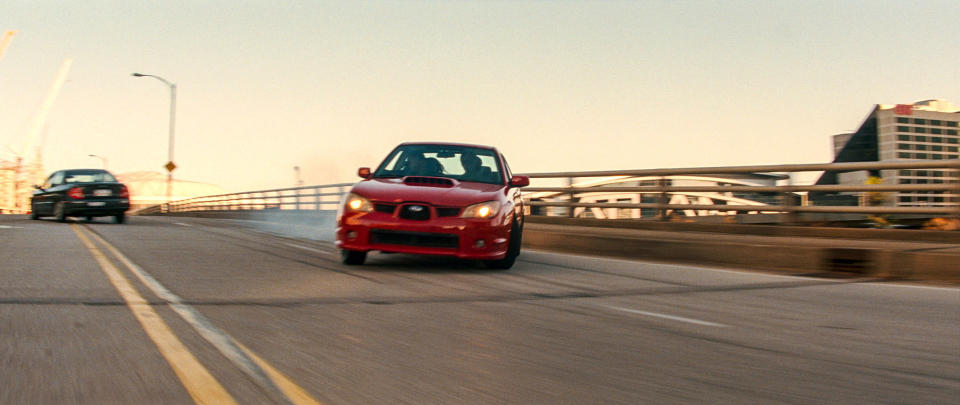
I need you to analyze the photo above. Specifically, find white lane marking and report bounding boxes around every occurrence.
[0,225,23,229]
[284,243,332,254]
[82,227,321,405]
[601,305,728,328]
[71,225,238,404]
[174,222,192,227]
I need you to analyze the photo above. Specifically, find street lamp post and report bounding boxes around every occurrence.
[88,154,108,169]
[131,72,177,203]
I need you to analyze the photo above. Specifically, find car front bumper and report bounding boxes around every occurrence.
[336,213,512,260]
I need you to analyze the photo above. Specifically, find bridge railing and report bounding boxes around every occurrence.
[137,183,354,215]
[517,160,960,222]
[137,161,960,224]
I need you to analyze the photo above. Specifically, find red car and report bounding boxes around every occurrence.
[336,142,529,269]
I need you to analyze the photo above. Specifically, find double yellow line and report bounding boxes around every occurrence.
[72,224,322,405]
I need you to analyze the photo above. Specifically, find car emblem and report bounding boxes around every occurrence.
[409,205,425,212]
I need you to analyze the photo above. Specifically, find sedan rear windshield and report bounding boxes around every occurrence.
[64,171,117,183]
[373,145,504,185]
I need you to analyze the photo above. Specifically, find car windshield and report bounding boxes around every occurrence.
[373,145,504,185]
[63,170,117,183]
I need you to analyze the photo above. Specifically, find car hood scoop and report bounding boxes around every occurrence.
[403,176,456,188]
[353,178,503,206]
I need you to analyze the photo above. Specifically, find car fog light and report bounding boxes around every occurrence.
[473,239,486,248]
[347,231,358,240]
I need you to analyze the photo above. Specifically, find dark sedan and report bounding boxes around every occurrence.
[30,169,130,223]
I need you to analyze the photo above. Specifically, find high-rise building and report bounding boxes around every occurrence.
[815,99,959,207]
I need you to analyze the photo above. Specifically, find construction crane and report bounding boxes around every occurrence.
[0,45,73,213]
[0,30,15,62]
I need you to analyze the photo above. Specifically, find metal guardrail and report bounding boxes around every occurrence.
[137,161,960,222]
[137,183,354,215]
[520,160,960,178]
[517,160,960,220]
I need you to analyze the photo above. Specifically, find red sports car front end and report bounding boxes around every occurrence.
[337,180,514,260]
[335,143,528,269]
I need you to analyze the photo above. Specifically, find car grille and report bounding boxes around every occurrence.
[374,202,460,219]
[369,230,459,249]
[399,204,431,220]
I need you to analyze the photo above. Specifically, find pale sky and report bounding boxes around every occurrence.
[2,1,958,192]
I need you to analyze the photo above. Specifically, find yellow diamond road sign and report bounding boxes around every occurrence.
[164,161,177,172]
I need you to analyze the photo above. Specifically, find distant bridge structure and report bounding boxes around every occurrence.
[524,173,787,219]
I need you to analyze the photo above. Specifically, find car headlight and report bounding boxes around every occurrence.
[344,193,373,212]
[461,201,501,218]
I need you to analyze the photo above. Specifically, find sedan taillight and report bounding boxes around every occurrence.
[67,187,84,199]
[119,185,130,198]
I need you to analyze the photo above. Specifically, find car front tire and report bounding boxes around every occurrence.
[484,219,522,270]
[341,249,367,265]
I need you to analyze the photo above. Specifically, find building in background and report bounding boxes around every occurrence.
[0,160,17,213]
[0,157,44,214]
[814,99,960,207]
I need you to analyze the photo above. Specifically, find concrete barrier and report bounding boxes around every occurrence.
[525,216,960,243]
[522,220,960,283]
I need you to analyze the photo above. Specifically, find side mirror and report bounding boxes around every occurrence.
[509,175,530,188]
[33,184,44,191]
[358,167,371,179]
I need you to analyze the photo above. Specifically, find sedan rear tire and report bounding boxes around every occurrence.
[54,202,67,223]
[114,214,126,224]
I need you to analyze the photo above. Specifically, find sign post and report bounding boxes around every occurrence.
[165,161,177,204]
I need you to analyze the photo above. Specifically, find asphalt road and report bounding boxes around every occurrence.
[1,214,958,404]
